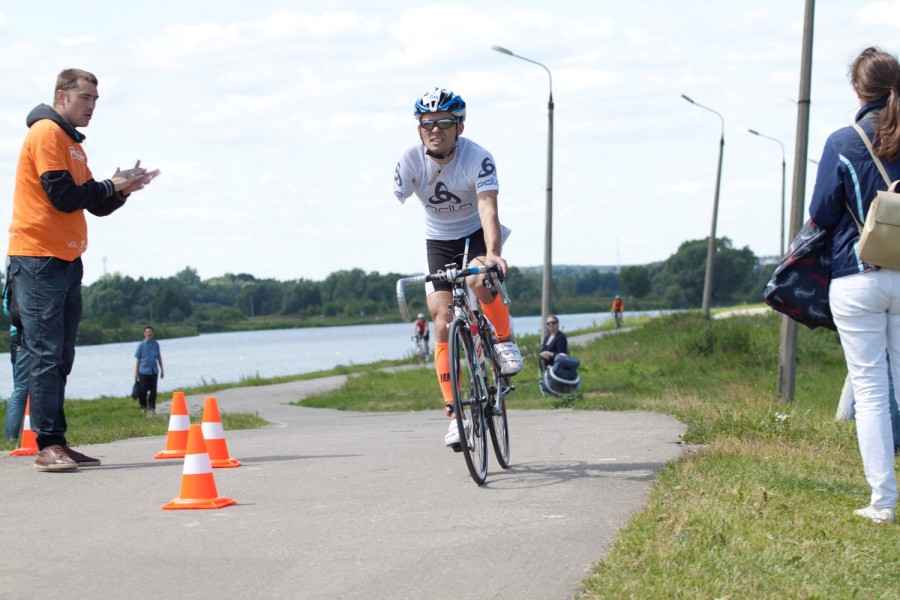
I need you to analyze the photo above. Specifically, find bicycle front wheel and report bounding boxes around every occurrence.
[449,320,488,485]
[484,339,511,469]
[487,384,510,468]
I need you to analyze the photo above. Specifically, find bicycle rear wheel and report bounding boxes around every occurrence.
[449,320,488,485]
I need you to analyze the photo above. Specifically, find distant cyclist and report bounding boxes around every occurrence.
[413,312,430,360]
[394,87,523,448]
[611,295,624,328]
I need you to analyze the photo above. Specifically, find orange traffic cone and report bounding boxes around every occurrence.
[10,396,37,456]
[201,396,240,468]
[154,391,190,459]
[162,424,236,510]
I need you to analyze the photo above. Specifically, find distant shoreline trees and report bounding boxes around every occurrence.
[0,236,772,346]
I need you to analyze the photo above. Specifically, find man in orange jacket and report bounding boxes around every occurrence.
[6,68,159,471]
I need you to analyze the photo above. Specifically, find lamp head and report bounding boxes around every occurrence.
[492,45,513,56]
[681,94,695,104]
[748,129,760,136]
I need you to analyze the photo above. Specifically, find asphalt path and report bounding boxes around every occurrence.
[0,332,686,599]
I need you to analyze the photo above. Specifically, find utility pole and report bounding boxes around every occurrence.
[778,0,815,403]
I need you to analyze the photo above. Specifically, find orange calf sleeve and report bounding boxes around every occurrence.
[434,342,453,407]
[480,297,511,339]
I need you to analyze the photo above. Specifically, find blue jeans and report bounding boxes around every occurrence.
[7,256,83,449]
[4,347,29,441]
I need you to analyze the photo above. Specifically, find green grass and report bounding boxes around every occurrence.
[298,310,900,598]
[0,394,268,450]
[0,355,426,451]
[0,392,268,451]
[0,356,430,451]
[183,358,410,396]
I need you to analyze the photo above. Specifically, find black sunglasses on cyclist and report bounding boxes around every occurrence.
[419,118,459,130]
[546,321,558,325]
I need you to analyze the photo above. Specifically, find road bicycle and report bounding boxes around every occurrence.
[614,310,623,329]
[410,335,429,363]
[396,261,514,485]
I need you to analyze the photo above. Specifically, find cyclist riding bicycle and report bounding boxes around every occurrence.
[611,294,624,328]
[413,312,430,359]
[393,87,523,448]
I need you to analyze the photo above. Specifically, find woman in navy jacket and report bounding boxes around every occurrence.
[539,315,568,371]
[809,47,900,524]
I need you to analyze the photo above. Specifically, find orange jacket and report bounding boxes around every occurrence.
[8,106,124,260]
[9,119,92,259]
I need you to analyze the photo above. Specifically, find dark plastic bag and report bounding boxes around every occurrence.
[764,219,835,330]
[131,380,140,400]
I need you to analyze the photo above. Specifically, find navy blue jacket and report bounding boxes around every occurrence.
[809,100,900,278]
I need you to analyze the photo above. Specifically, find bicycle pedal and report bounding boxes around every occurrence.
[450,442,463,453]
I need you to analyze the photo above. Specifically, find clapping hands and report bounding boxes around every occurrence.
[111,160,161,195]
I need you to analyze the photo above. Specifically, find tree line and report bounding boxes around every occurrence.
[0,236,773,346]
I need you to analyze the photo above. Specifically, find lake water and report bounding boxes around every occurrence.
[0,311,643,401]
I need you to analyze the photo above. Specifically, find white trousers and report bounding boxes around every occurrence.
[830,269,900,509]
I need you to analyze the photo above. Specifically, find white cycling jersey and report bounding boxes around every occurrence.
[394,137,502,240]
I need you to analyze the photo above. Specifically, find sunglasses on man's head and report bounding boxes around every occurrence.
[419,118,459,130]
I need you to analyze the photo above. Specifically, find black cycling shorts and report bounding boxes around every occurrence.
[425,229,487,293]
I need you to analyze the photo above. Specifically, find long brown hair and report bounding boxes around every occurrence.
[850,47,900,161]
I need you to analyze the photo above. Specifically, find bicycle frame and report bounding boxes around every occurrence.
[411,335,428,362]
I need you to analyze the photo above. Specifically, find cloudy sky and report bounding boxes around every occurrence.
[1,1,899,285]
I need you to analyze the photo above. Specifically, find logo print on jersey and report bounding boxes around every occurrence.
[428,181,462,206]
[477,157,495,178]
[394,163,403,187]
[68,146,86,164]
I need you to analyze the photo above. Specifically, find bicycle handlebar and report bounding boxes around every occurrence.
[396,265,511,322]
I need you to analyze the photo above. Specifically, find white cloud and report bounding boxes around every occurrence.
[857,1,900,28]
[58,34,97,46]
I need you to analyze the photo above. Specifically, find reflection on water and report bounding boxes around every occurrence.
[0,310,661,400]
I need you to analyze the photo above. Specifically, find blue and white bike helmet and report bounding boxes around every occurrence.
[414,87,466,121]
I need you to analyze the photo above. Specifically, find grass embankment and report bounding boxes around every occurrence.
[0,356,421,451]
[0,358,413,451]
[299,311,900,599]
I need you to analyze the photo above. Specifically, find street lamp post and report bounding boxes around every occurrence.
[682,94,724,319]
[748,129,787,256]
[492,45,554,341]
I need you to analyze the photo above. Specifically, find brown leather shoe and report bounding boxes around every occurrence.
[33,445,78,471]
[63,445,101,467]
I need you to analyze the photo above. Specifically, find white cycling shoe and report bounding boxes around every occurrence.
[444,418,469,447]
[494,339,524,375]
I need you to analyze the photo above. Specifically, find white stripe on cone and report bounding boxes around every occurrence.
[183,453,213,475]
[202,421,225,439]
[168,414,190,430]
